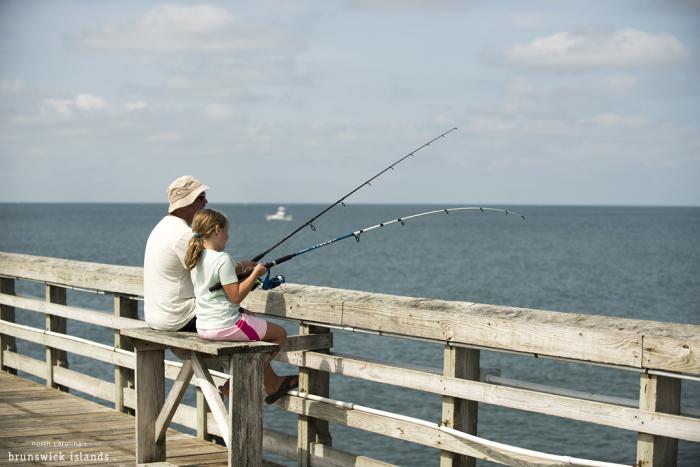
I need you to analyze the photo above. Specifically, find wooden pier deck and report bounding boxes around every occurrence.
[0,372,281,467]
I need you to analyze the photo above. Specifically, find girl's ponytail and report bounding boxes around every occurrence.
[185,232,204,270]
[184,208,229,270]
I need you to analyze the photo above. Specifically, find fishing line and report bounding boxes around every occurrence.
[213,206,525,292]
[249,127,458,262]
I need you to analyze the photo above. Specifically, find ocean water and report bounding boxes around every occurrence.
[0,203,698,466]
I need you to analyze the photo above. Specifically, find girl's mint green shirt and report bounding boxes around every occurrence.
[190,249,240,330]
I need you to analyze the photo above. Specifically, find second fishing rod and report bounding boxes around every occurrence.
[212,206,526,292]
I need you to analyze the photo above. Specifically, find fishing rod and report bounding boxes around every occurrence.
[249,127,458,263]
[214,206,525,292]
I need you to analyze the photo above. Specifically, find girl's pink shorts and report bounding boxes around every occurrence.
[197,310,268,342]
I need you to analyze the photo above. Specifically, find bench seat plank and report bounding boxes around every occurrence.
[123,328,279,356]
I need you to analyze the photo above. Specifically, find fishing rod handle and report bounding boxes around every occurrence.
[263,254,294,269]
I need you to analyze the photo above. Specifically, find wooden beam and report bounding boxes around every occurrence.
[441,346,478,467]
[114,293,138,414]
[196,387,210,441]
[3,252,698,375]
[155,358,194,442]
[0,252,143,296]
[281,394,628,466]
[243,283,700,374]
[0,277,16,375]
[0,320,136,369]
[122,327,278,356]
[0,292,143,330]
[135,346,166,464]
[283,350,700,442]
[636,373,681,467]
[45,284,68,391]
[191,351,230,446]
[228,351,267,466]
[297,325,332,466]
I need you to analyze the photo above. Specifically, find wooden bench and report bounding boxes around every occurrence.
[122,327,331,467]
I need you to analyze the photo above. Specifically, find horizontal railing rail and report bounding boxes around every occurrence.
[1,252,698,466]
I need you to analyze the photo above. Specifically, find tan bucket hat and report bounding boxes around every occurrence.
[167,175,210,213]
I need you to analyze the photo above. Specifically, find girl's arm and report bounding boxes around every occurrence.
[222,264,267,304]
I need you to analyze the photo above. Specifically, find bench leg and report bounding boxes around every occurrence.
[135,347,165,463]
[228,352,266,467]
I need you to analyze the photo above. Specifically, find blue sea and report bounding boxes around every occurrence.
[1,203,699,466]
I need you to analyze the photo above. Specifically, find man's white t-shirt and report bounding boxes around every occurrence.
[144,215,196,331]
[190,249,240,330]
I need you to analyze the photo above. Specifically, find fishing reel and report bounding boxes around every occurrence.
[254,270,286,290]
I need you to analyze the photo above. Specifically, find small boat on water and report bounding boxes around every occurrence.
[266,206,293,221]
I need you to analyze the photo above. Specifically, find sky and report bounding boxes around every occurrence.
[1,0,699,206]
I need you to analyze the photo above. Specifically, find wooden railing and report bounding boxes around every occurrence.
[0,252,698,466]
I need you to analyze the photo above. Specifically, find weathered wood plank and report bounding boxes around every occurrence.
[45,284,68,391]
[196,387,210,441]
[246,284,700,374]
[0,372,278,467]
[441,346,478,467]
[280,395,626,466]
[298,325,332,467]
[0,277,17,375]
[191,351,230,446]
[0,292,143,330]
[123,327,279,356]
[243,284,343,324]
[135,347,166,464]
[643,335,700,375]
[3,253,699,374]
[0,320,136,369]
[0,251,143,295]
[636,373,681,467]
[310,443,396,467]
[155,358,194,442]
[283,350,700,442]
[228,351,267,467]
[114,293,138,414]
[285,332,333,352]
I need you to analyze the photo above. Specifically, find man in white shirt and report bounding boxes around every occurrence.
[144,175,209,331]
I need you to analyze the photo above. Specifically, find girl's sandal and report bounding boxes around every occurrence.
[264,375,299,405]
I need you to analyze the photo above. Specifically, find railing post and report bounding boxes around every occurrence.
[297,324,332,466]
[114,293,137,414]
[441,346,479,467]
[45,284,68,391]
[0,277,17,375]
[636,373,680,467]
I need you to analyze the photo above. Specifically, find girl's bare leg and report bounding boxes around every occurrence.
[262,322,295,394]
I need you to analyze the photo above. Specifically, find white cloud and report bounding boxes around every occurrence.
[504,29,690,68]
[591,113,649,128]
[0,80,26,95]
[507,12,550,29]
[125,101,147,111]
[466,116,515,133]
[75,94,107,111]
[41,99,73,117]
[203,103,236,120]
[80,4,281,54]
[148,132,181,143]
[39,94,107,118]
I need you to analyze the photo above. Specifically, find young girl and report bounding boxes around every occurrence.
[184,208,298,404]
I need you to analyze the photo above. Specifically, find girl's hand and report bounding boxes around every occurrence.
[253,264,268,277]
